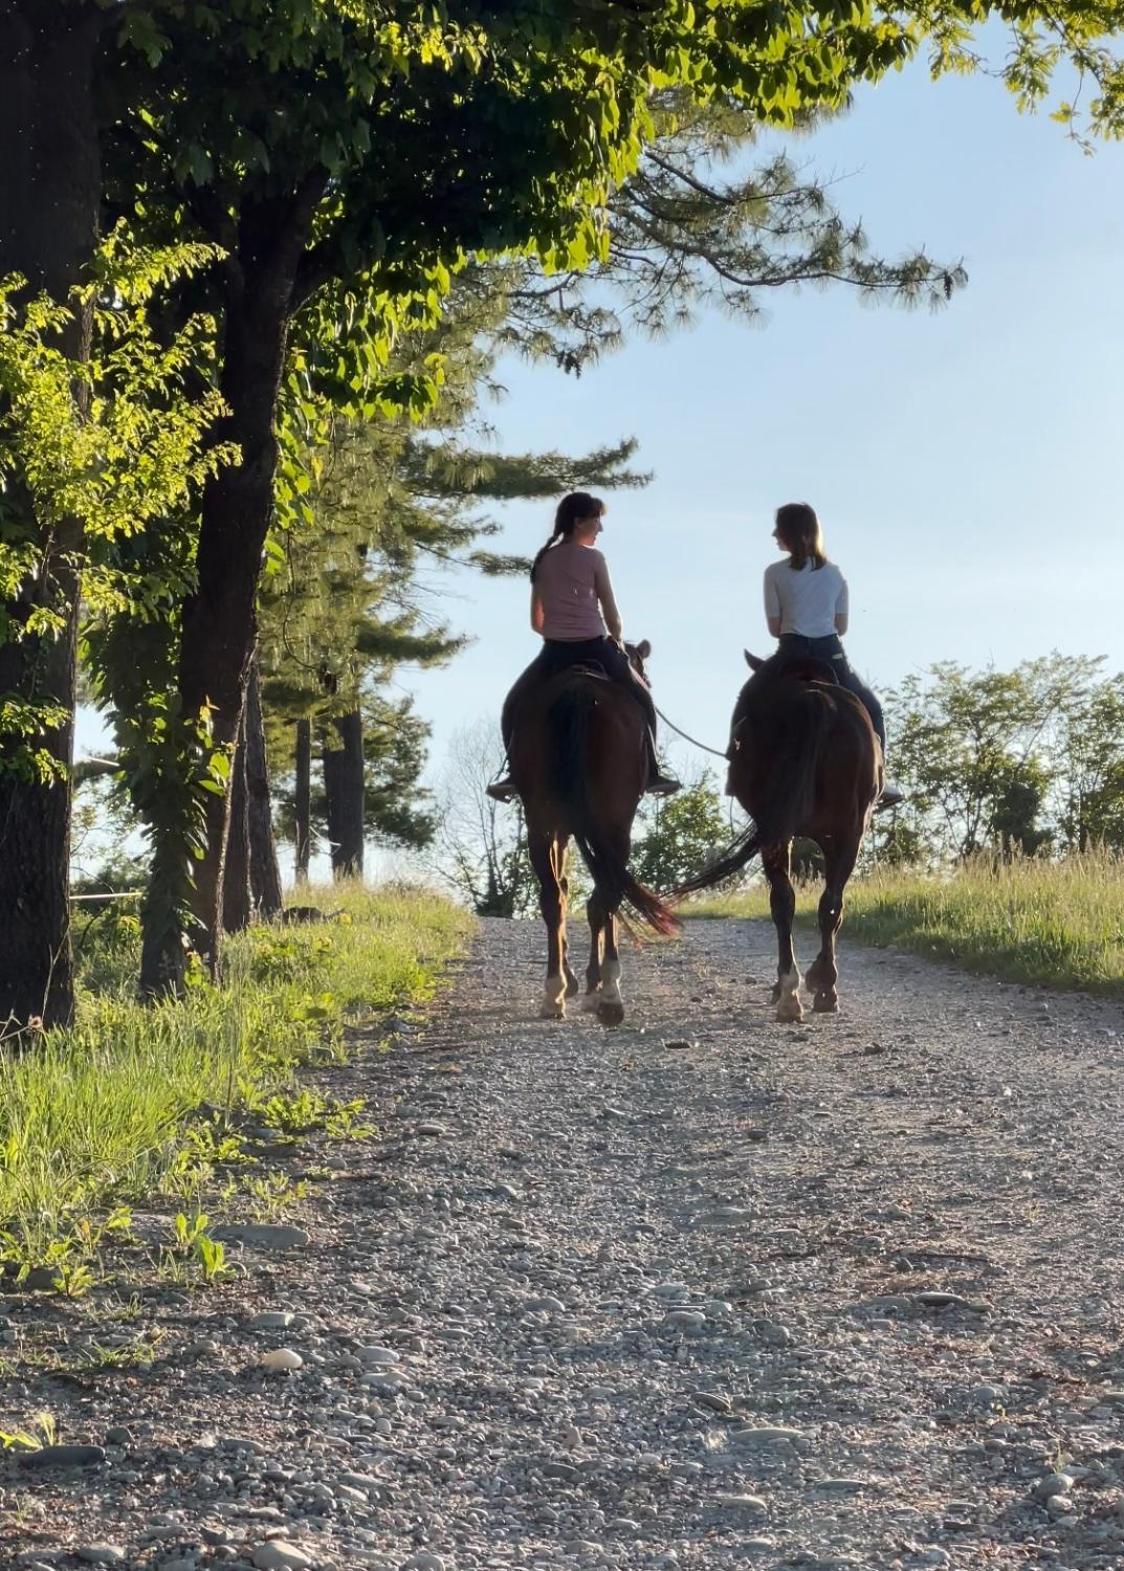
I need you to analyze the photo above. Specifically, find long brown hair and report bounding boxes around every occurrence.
[775,501,826,571]
[530,492,605,582]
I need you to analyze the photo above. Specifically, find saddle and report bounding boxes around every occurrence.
[770,656,839,687]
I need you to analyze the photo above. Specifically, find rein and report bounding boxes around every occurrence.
[652,702,728,760]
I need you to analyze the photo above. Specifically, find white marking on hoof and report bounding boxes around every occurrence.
[541,977,566,1020]
[774,968,803,1023]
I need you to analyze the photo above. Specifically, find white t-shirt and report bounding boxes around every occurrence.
[763,558,848,638]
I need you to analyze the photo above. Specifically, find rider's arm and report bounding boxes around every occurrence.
[530,586,545,633]
[834,572,850,636]
[593,554,623,642]
[764,566,782,639]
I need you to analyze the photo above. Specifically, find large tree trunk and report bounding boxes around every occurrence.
[0,2,100,1030]
[245,660,283,917]
[294,718,312,886]
[322,710,365,880]
[222,703,252,934]
[162,178,324,977]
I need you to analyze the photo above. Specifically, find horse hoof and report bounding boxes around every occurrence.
[597,1001,625,1028]
[775,998,804,1024]
[564,973,580,998]
[581,990,602,1013]
[540,1000,565,1020]
[813,991,839,1013]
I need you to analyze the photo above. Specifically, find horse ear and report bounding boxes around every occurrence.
[745,650,765,671]
[635,638,651,659]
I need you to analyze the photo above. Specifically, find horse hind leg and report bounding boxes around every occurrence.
[808,834,859,1014]
[583,889,605,1013]
[597,908,625,1028]
[560,868,580,997]
[531,834,568,1019]
[763,842,803,1023]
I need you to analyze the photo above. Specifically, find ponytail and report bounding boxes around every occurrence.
[530,491,604,582]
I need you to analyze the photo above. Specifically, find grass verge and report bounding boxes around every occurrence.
[0,884,471,1280]
[682,852,1124,997]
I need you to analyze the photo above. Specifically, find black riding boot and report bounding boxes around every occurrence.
[646,729,680,796]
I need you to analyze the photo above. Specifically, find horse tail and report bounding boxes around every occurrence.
[674,688,830,900]
[548,682,679,937]
[673,822,764,900]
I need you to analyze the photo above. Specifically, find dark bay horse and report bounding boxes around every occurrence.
[509,640,678,1025]
[677,652,880,1021]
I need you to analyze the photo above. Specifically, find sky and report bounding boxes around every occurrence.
[75,48,1124,877]
[401,54,1124,795]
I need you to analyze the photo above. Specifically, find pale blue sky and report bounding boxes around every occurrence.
[403,57,1124,789]
[76,54,1124,874]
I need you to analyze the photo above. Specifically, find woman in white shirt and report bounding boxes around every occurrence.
[758,502,902,807]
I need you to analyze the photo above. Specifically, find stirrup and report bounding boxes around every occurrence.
[486,777,518,803]
[874,782,905,811]
[646,772,681,797]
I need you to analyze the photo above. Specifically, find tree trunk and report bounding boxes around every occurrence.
[222,703,252,934]
[322,710,365,880]
[170,177,325,974]
[245,660,283,917]
[294,718,312,886]
[0,2,100,1030]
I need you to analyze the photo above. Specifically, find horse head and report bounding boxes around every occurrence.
[626,638,652,680]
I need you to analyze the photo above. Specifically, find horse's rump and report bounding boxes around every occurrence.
[513,670,675,936]
[511,669,645,822]
[677,673,878,900]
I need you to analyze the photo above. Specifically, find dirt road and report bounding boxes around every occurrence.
[5,917,1124,1571]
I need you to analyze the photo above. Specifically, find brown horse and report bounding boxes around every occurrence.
[677,651,880,1021]
[509,640,678,1026]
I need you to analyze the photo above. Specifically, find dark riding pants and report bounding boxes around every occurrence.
[501,636,658,751]
[768,634,886,755]
[734,634,886,758]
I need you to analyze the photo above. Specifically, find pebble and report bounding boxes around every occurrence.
[713,1493,767,1513]
[698,1206,753,1225]
[251,1546,315,1571]
[1034,1472,1075,1500]
[249,1312,296,1330]
[652,1282,691,1300]
[663,1309,706,1329]
[401,1556,445,1571]
[76,1551,126,1566]
[260,1348,303,1372]
[1047,1494,1076,1516]
[528,1295,566,1313]
[730,1425,805,1450]
[214,1224,310,1251]
[105,1427,133,1447]
[693,1390,733,1413]
[358,1346,400,1365]
[20,1445,106,1471]
[417,1123,446,1137]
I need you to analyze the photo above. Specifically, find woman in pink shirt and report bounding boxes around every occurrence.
[487,493,680,801]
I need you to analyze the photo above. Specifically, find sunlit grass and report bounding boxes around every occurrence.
[682,850,1124,996]
[0,884,471,1273]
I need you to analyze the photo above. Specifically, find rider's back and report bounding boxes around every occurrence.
[535,540,610,641]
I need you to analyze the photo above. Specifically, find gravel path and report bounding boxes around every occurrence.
[5,916,1124,1571]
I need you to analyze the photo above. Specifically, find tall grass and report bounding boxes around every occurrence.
[682,850,1124,996]
[0,885,470,1271]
